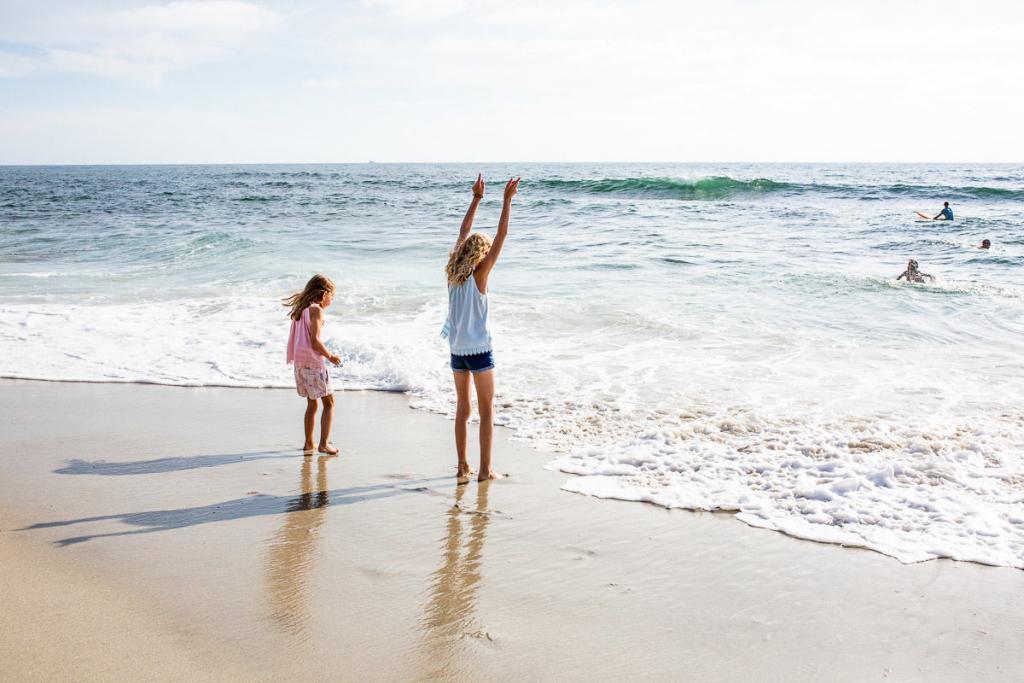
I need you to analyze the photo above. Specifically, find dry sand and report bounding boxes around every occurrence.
[1,379,1022,681]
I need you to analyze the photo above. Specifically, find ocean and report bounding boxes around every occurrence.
[2,163,1022,568]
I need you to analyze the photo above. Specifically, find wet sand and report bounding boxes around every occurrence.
[1,379,1022,681]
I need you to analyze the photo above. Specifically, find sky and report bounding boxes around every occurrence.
[1,0,1022,164]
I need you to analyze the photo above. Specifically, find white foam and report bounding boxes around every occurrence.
[2,289,1023,569]
[0,295,448,392]
[549,412,1024,568]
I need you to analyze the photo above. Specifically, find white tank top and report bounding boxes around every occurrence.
[444,275,492,356]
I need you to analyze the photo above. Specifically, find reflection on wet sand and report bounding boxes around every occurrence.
[266,455,334,638]
[418,482,493,679]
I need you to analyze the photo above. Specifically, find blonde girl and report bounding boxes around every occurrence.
[285,274,342,455]
[443,174,520,481]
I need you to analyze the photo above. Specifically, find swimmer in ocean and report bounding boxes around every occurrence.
[932,201,954,221]
[896,259,934,283]
[979,239,991,249]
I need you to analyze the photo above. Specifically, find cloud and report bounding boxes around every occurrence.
[0,52,40,78]
[0,105,255,163]
[0,1,281,85]
[2,0,1023,162]
[48,48,170,84]
[117,0,280,33]
[359,0,470,21]
[302,77,344,89]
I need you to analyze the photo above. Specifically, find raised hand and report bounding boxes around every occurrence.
[503,176,520,202]
[458,174,484,246]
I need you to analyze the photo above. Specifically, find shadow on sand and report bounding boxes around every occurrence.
[22,475,450,546]
[53,450,297,476]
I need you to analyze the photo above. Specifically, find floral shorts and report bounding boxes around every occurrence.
[294,365,333,400]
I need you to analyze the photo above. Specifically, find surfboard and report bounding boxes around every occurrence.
[915,211,932,219]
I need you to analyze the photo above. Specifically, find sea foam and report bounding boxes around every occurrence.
[549,412,1024,567]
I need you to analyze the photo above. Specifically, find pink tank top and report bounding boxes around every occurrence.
[287,305,325,368]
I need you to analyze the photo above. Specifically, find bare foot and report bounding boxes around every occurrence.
[318,443,339,455]
[477,471,504,482]
[301,444,315,456]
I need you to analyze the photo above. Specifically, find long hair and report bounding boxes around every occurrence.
[446,233,491,286]
[283,274,336,321]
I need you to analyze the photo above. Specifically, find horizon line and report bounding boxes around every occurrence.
[2,160,1022,167]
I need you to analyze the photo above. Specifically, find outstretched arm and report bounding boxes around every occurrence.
[897,270,907,281]
[475,177,520,291]
[455,174,485,251]
[921,272,934,281]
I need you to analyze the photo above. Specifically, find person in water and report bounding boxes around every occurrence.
[979,239,991,249]
[932,201,954,221]
[896,259,934,283]
[443,174,520,482]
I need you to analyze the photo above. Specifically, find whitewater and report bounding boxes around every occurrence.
[2,163,1022,568]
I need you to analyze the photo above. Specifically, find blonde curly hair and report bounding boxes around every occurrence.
[446,232,492,286]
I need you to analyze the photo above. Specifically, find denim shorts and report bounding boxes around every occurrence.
[450,351,494,374]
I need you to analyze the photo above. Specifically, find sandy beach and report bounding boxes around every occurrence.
[1,378,1022,681]
[4,0,1024,679]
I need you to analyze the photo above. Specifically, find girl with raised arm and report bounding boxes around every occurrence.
[443,174,520,482]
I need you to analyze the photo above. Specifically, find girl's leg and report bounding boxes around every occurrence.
[472,370,495,481]
[318,393,339,455]
[453,371,473,479]
[303,399,318,452]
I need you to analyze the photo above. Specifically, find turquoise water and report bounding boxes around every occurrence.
[2,163,1022,567]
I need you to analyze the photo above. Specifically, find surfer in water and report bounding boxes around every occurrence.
[979,239,991,249]
[933,201,954,221]
[896,259,934,283]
